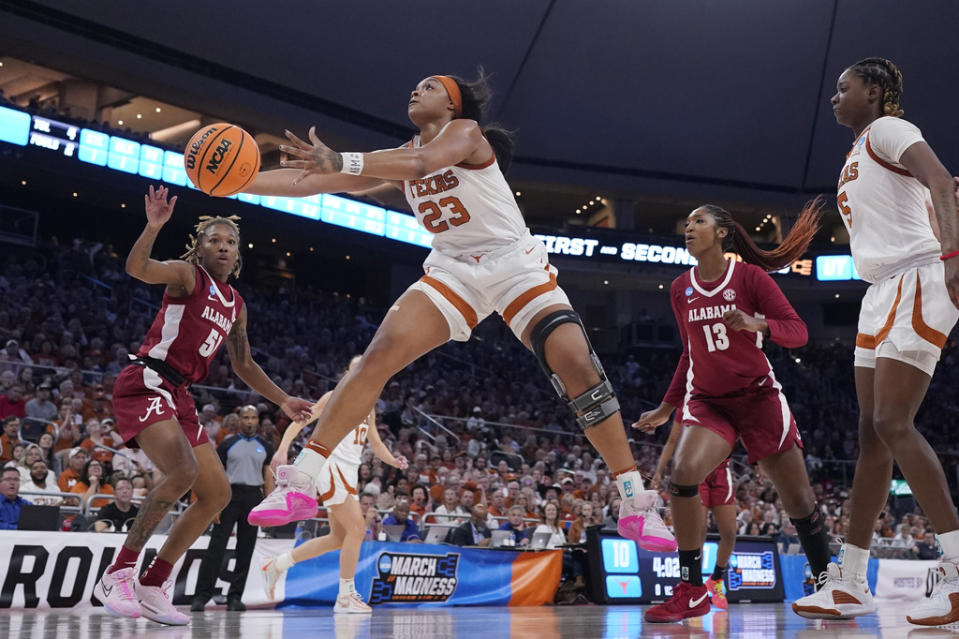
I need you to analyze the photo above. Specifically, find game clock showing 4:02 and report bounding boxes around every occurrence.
[586,528,785,604]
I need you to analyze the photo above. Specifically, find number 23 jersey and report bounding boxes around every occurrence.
[404,124,527,255]
[136,264,244,384]
[663,260,808,406]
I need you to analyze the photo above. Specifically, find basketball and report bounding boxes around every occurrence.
[183,123,260,197]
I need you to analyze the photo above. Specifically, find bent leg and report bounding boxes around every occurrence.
[711,504,738,570]
[671,426,733,551]
[329,498,366,580]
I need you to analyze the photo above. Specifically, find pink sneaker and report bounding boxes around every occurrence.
[248,465,318,527]
[94,568,141,618]
[618,490,677,552]
[136,579,190,625]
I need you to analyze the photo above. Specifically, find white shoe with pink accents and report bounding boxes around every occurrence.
[617,490,677,552]
[248,465,318,527]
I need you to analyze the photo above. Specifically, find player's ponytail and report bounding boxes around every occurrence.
[448,67,515,173]
[701,199,824,272]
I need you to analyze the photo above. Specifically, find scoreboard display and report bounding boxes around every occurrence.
[587,528,784,604]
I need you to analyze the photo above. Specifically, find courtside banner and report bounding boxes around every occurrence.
[0,530,293,610]
[873,558,939,602]
[281,541,561,608]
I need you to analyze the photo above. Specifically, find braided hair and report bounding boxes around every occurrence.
[446,67,516,173]
[849,57,904,117]
[180,215,242,278]
[698,198,825,272]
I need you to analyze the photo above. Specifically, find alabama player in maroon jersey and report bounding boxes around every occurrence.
[635,202,829,623]
[93,186,311,625]
[651,414,737,610]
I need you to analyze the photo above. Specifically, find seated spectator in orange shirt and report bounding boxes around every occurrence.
[214,412,238,445]
[57,447,88,492]
[80,419,120,466]
[53,401,83,453]
[409,484,431,521]
[488,488,508,519]
[70,459,114,509]
[0,416,24,464]
[567,502,600,544]
[411,453,431,485]
[81,384,113,422]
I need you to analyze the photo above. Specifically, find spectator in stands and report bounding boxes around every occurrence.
[409,484,430,521]
[17,444,46,482]
[1,339,32,367]
[82,384,113,422]
[25,383,57,423]
[57,446,88,491]
[381,498,421,542]
[80,418,119,466]
[0,416,23,464]
[0,384,25,419]
[498,505,530,546]
[70,458,114,510]
[456,489,475,517]
[451,503,493,547]
[94,477,139,532]
[0,467,31,529]
[567,501,599,544]
[533,501,568,549]
[22,459,62,506]
[36,432,59,474]
[914,531,940,560]
[433,488,461,525]
[53,402,81,453]
[359,491,382,541]
[776,520,801,554]
[488,488,508,519]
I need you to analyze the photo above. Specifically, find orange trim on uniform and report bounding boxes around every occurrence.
[911,272,949,348]
[430,75,462,117]
[508,550,563,606]
[611,465,638,479]
[856,275,905,349]
[307,440,332,458]
[502,273,558,327]
[419,275,478,328]
[318,468,337,503]
[865,133,913,177]
[455,155,496,170]
[335,465,357,496]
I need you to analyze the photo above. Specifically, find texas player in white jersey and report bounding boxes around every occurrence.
[241,70,674,553]
[260,356,408,613]
[793,57,959,626]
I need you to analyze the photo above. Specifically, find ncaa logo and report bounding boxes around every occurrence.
[684,286,694,297]
[723,289,736,301]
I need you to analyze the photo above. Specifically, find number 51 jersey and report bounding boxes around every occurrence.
[136,264,244,384]
[663,260,808,406]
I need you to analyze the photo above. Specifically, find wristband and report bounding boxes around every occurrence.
[340,152,364,176]
[941,250,959,262]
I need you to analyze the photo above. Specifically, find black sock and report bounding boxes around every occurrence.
[791,505,831,578]
[711,564,726,581]
[679,549,703,587]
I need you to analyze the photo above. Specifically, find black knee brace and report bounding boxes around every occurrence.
[669,481,700,498]
[528,309,620,429]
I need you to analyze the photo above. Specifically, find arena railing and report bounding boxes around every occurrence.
[18,490,84,516]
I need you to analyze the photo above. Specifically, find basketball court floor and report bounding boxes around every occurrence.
[1,604,955,639]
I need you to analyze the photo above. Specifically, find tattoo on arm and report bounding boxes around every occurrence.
[124,493,177,551]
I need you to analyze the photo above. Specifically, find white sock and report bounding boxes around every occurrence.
[839,543,869,581]
[294,448,327,480]
[937,529,959,561]
[615,469,645,502]
[275,552,295,572]
[338,578,355,597]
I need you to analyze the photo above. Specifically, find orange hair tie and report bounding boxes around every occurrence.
[431,75,463,118]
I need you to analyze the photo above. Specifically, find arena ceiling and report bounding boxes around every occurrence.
[1,0,957,230]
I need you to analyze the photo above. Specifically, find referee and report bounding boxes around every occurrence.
[192,405,274,611]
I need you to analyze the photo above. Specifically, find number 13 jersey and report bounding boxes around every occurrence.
[404,124,527,255]
[663,260,808,406]
[136,264,244,384]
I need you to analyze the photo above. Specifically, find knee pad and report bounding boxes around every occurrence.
[669,481,700,498]
[528,310,620,430]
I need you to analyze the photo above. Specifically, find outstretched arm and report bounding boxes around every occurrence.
[366,416,408,470]
[269,392,333,472]
[243,167,393,198]
[226,306,312,421]
[125,185,195,295]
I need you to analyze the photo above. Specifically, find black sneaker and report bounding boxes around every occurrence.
[190,595,208,612]
[226,595,247,611]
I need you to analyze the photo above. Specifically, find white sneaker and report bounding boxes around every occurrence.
[907,560,959,626]
[93,568,141,618]
[334,592,372,614]
[247,465,318,527]
[792,562,875,619]
[262,556,288,601]
[617,490,677,552]
[136,579,190,625]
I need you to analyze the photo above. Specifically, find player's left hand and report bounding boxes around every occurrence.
[280,396,314,423]
[722,309,764,333]
[393,455,409,471]
[279,127,341,184]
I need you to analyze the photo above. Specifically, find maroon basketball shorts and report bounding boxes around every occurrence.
[113,364,208,448]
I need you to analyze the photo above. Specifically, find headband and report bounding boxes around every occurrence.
[431,75,463,118]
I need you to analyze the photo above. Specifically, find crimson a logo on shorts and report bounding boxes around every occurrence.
[723,289,736,302]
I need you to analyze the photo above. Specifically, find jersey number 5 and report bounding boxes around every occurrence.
[419,196,471,234]
[198,329,223,358]
[837,192,852,227]
[702,323,729,352]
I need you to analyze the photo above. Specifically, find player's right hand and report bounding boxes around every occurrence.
[144,185,177,228]
[632,404,672,433]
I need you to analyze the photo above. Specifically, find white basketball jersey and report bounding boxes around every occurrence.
[403,126,527,255]
[837,116,940,283]
[328,413,372,466]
